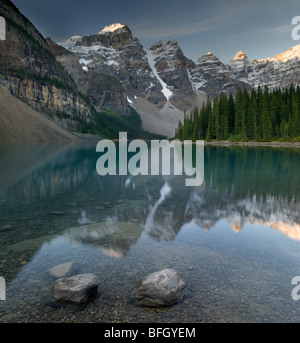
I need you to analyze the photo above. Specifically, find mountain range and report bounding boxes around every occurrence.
[0,0,300,139]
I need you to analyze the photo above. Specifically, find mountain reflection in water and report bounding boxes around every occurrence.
[0,143,299,243]
[0,142,300,323]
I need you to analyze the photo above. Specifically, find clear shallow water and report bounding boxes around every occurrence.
[0,142,300,323]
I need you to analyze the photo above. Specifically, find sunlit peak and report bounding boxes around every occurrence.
[99,23,125,33]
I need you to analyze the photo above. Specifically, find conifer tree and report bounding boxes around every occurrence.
[234,88,243,138]
[228,93,235,135]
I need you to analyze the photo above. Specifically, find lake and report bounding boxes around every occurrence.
[0,142,299,323]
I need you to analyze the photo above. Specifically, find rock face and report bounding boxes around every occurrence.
[47,38,130,115]
[135,268,186,307]
[50,273,99,304]
[1,75,92,126]
[56,25,166,112]
[0,87,79,141]
[188,52,252,98]
[147,40,197,111]
[0,0,94,131]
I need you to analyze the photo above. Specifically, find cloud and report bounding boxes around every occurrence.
[136,16,221,39]
[265,23,292,34]
[131,2,251,40]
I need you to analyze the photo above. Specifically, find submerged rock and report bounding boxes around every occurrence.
[7,234,58,252]
[135,268,186,307]
[50,273,99,304]
[0,224,14,232]
[50,211,66,216]
[48,261,78,278]
[95,205,106,210]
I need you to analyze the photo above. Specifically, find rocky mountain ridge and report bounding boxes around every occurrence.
[227,45,300,90]
[57,22,300,136]
[0,2,154,139]
[1,0,300,138]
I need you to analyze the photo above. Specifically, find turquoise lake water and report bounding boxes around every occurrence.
[0,142,299,323]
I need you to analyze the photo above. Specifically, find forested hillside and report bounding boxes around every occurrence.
[175,85,300,142]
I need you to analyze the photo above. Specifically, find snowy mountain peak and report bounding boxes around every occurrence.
[66,35,82,44]
[232,51,248,61]
[54,23,300,138]
[200,52,216,59]
[98,23,125,33]
[150,40,180,54]
[259,44,300,63]
[197,52,221,64]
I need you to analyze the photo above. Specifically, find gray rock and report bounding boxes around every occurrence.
[50,273,99,304]
[136,268,186,307]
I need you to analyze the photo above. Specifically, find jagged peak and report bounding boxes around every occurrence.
[149,40,181,59]
[150,39,179,50]
[232,50,248,61]
[197,52,221,64]
[98,23,125,33]
[97,23,132,35]
[258,44,300,63]
[201,51,217,58]
[66,35,82,43]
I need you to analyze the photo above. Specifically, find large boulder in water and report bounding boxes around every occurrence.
[135,268,186,307]
[50,273,99,304]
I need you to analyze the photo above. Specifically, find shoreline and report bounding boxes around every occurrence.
[1,137,300,148]
[203,140,300,148]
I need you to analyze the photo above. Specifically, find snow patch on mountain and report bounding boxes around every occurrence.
[66,35,82,44]
[146,48,173,100]
[60,39,122,71]
[187,68,206,92]
[79,58,93,65]
[78,57,93,71]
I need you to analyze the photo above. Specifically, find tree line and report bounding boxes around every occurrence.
[175,84,300,141]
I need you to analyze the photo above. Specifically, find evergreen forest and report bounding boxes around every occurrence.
[175,85,300,142]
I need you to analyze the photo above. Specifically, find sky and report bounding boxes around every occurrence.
[11,0,300,63]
